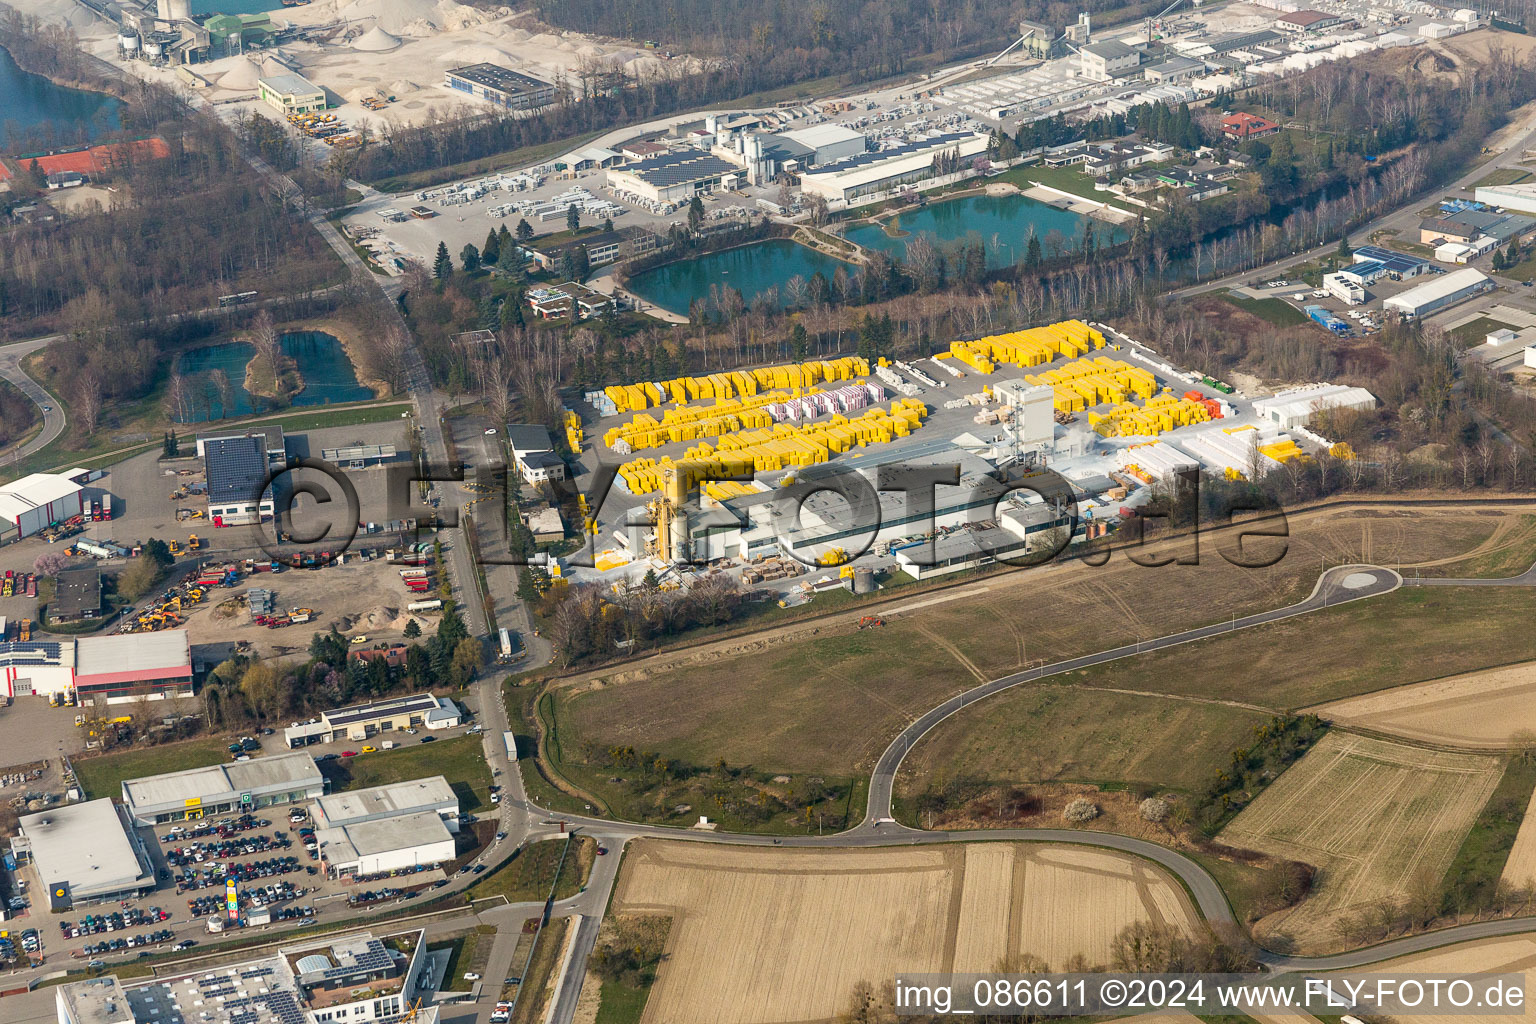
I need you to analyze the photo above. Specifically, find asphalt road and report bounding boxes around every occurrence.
[0,334,66,462]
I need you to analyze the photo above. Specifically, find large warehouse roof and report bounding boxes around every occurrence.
[122,751,321,809]
[316,810,453,865]
[1384,267,1491,310]
[204,434,270,503]
[19,798,153,899]
[780,123,865,151]
[314,776,456,826]
[76,630,191,685]
[0,472,82,521]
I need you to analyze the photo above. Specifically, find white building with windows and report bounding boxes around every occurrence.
[1252,384,1377,429]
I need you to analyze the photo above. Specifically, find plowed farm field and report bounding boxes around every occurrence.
[1309,661,1536,748]
[610,840,1199,1024]
[1219,733,1502,953]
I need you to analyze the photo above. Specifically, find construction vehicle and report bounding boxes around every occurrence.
[168,540,180,555]
[20,619,32,641]
[188,534,201,551]
[857,616,885,629]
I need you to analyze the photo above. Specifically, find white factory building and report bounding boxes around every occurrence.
[992,381,1057,448]
[1476,182,1536,215]
[312,776,460,833]
[1382,267,1493,318]
[777,123,868,165]
[12,799,155,908]
[0,630,194,703]
[1079,39,1143,81]
[0,471,85,542]
[798,132,990,205]
[1252,384,1377,429]
[121,751,325,826]
[316,811,456,878]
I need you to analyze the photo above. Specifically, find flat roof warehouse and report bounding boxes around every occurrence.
[121,751,324,825]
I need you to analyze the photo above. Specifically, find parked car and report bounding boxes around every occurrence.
[419,736,436,743]
[361,745,376,754]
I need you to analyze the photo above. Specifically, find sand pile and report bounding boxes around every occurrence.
[577,43,605,56]
[503,26,531,41]
[440,42,516,65]
[361,605,401,630]
[390,78,420,93]
[527,32,560,47]
[214,57,266,91]
[437,2,497,31]
[337,0,440,33]
[353,23,402,50]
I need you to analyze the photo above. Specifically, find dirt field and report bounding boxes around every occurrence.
[610,839,1200,1024]
[1356,934,1536,1024]
[1501,788,1536,890]
[1219,734,1502,953]
[1309,662,1536,749]
[556,505,1532,778]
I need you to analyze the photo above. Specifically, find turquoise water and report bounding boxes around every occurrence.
[625,239,855,316]
[0,45,121,149]
[844,193,1127,269]
[192,0,284,13]
[173,331,374,422]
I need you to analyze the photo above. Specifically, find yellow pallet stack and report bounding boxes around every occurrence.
[947,320,1106,375]
[1259,439,1308,463]
[602,358,870,414]
[616,399,926,494]
[561,408,583,452]
[1027,356,1157,415]
[602,389,812,452]
[1088,392,1214,438]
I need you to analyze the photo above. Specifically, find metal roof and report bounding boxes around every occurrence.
[780,123,865,150]
[204,434,270,503]
[76,630,191,681]
[316,811,454,865]
[505,423,555,455]
[445,63,553,98]
[323,692,441,728]
[314,776,456,828]
[1082,39,1139,60]
[258,73,322,97]
[19,799,153,899]
[0,472,82,521]
[122,751,321,811]
[1351,245,1428,274]
[1384,267,1492,310]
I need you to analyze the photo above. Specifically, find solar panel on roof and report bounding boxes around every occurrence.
[204,436,271,503]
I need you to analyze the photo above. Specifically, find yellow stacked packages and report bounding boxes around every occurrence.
[601,358,870,413]
[1087,392,1213,438]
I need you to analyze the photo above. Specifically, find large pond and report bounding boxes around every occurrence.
[191,0,285,14]
[172,331,374,422]
[625,239,855,316]
[843,193,1129,269]
[0,45,121,150]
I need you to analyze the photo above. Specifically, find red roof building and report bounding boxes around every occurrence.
[1221,112,1281,141]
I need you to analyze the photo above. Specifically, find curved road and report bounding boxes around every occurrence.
[0,334,66,462]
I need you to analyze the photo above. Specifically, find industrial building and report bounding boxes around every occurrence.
[522,228,657,272]
[507,423,568,484]
[58,929,437,1024]
[121,751,324,826]
[443,63,558,111]
[203,433,276,527]
[282,693,463,747]
[0,630,193,703]
[312,776,459,833]
[1253,384,1377,429]
[1383,267,1493,318]
[777,123,868,165]
[1275,9,1347,32]
[1143,56,1206,83]
[0,471,85,542]
[12,799,155,908]
[894,501,1074,580]
[1351,245,1430,279]
[991,382,1056,449]
[1079,39,1143,81]
[1475,181,1536,215]
[797,132,990,205]
[1419,209,1535,246]
[604,150,741,205]
[257,73,325,116]
[196,425,286,461]
[51,567,102,623]
[316,811,456,878]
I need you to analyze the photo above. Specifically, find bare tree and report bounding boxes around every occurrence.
[250,309,281,378]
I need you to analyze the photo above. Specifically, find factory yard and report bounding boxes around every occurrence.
[610,840,1199,1024]
[1219,733,1502,953]
[1309,661,1536,749]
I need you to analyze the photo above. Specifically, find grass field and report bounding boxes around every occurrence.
[1446,758,1536,910]
[1498,765,1536,889]
[1409,514,1536,578]
[610,840,1198,1024]
[323,734,492,813]
[510,917,571,1024]
[465,835,594,904]
[73,737,233,800]
[1449,315,1517,349]
[553,510,1511,781]
[1219,733,1501,953]
[896,686,1269,800]
[1219,292,1312,326]
[1474,168,1532,188]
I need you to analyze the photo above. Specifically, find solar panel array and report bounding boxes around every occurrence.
[126,958,300,1024]
[204,436,270,503]
[1351,245,1430,276]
